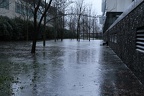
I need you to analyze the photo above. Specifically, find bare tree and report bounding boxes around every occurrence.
[31,0,53,53]
[68,7,77,39]
[60,0,74,41]
[50,1,58,42]
[50,0,73,42]
[81,15,87,40]
[65,0,99,41]
[75,0,85,41]
[15,0,34,41]
[86,7,91,41]
[91,16,98,40]
[43,0,47,46]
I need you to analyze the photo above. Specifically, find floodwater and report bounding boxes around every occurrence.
[0,39,144,96]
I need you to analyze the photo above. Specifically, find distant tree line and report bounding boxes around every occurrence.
[0,0,100,53]
[0,16,76,41]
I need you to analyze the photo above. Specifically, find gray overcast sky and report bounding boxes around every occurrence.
[84,0,102,15]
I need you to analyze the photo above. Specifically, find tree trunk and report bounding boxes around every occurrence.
[93,19,94,40]
[43,13,46,47]
[31,11,38,53]
[31,0,53,53]
[26,15,29,41]
[31,38,37,53]
[77,16,80,42]
[43,0,46,47]
[31,26,38,53]
[89,29,90,41]
[61,15,64,41]
[82,19,84,40]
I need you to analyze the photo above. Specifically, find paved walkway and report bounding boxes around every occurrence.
[0,40,144,96]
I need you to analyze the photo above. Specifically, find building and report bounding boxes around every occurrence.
[102,0,134,15]
[0,0,64,28]
[0,0,17,18]
[0,0,33,19]
[101,0,134,31]
[103,0,144,84]
[0,0,65,40]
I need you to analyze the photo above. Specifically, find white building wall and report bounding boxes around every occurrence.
[0,0,21,18]
[107,0,133,12]
[100,0,133,24]
[102,0,133,14]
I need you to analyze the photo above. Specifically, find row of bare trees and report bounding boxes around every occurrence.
[67,0,99,42]
[29,0,99,53]
[0,0,100,53]
[30,0,77,53]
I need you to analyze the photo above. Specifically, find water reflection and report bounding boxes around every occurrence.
[0,40,143,96]
[0,40,103,96]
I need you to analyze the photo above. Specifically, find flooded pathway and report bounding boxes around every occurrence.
[0,40,144,96]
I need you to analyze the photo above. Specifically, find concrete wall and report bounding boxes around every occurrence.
[104,1,144,84]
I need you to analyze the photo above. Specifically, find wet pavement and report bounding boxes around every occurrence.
[0,39,144,96]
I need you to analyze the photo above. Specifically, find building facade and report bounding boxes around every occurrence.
[103,0,144,84]
[101,0,134,31]
[102,0,134,15]
[0,0,59,27]
[0,0,33,19]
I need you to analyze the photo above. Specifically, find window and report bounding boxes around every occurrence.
[136,27,144,53]
[114,34,117,43]
[15,2,21,14]
[15,2,25,14]
[110,34,117,43]
[0,0,9,9]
